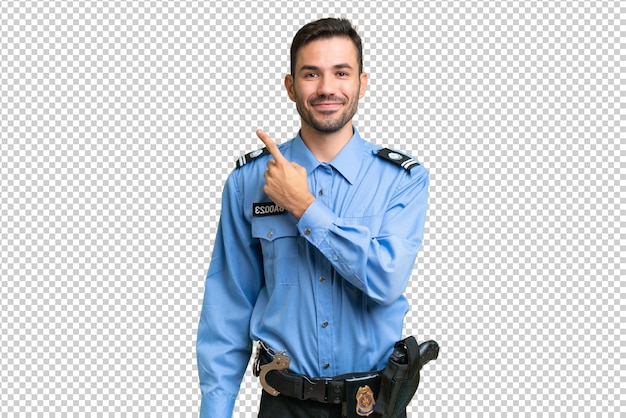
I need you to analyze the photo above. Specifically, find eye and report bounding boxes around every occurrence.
[337,72,349,77]
[304,72,318,78]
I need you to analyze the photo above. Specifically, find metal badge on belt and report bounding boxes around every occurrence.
[355,385,376,416]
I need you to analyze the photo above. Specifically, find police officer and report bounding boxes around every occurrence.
[197,18,429,418]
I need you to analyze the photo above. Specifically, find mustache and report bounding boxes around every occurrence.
[309,95,347,105]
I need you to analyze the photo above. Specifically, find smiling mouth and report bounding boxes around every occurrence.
[313,102,343,111]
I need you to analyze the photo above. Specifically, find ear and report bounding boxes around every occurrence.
[358,72,368,99]
[284,74,296,102]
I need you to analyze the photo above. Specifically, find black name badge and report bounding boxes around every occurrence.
[253,202,287,217]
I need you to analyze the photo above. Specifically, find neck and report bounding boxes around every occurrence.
[299,123,354,162]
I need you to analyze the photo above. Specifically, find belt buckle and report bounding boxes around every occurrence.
[303,377,329,403]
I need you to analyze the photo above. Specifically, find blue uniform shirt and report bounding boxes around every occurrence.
[197,128,429,417]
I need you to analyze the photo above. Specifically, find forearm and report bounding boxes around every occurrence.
[197,252,257,417]
[297,176,429,305]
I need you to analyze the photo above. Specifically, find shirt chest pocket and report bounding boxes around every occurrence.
[251,217,300,287]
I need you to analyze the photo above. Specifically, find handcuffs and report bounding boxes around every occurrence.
[253,341,291,396]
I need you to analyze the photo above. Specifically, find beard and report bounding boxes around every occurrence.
[294,88,361,134]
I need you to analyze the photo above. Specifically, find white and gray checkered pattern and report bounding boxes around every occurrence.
[1,0,622,416]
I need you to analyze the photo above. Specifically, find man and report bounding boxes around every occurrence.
[197,18,429,417]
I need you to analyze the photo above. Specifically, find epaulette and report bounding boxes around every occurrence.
[236,147,269,168]
[376,148,420,172]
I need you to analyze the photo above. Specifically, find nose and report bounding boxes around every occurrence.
[317,75,336,96]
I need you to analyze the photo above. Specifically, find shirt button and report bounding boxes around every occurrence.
[318,189,324,196]
[319,276,326,283]
[304,228,311,235]
[267,230,273,238]
[323,363,330,369]
[322,321,328,328]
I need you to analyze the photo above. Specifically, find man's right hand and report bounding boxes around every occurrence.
[256,129,315,219]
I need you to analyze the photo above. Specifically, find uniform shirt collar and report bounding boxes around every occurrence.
[291,127,364,185]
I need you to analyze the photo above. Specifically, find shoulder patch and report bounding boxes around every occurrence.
[236,147,269,168]
[376,148,420,172]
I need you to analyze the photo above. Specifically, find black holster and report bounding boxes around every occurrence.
[374,337,439,418]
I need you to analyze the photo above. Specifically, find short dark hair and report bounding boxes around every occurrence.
[290,18,363,75]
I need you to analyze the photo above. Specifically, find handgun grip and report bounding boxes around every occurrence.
[418,340,439,368]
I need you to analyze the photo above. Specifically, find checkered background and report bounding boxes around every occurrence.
[1,0,622,416]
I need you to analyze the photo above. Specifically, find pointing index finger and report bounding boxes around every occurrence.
[257,129,287,163]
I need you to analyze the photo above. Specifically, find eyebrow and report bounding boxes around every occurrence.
[298,63,354,72]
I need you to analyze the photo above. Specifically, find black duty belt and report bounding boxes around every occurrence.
[265,368,381,404]
[254,342,381,404]
[254,338,440,417]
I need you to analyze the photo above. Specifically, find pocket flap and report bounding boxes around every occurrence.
[251,217,298,241]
